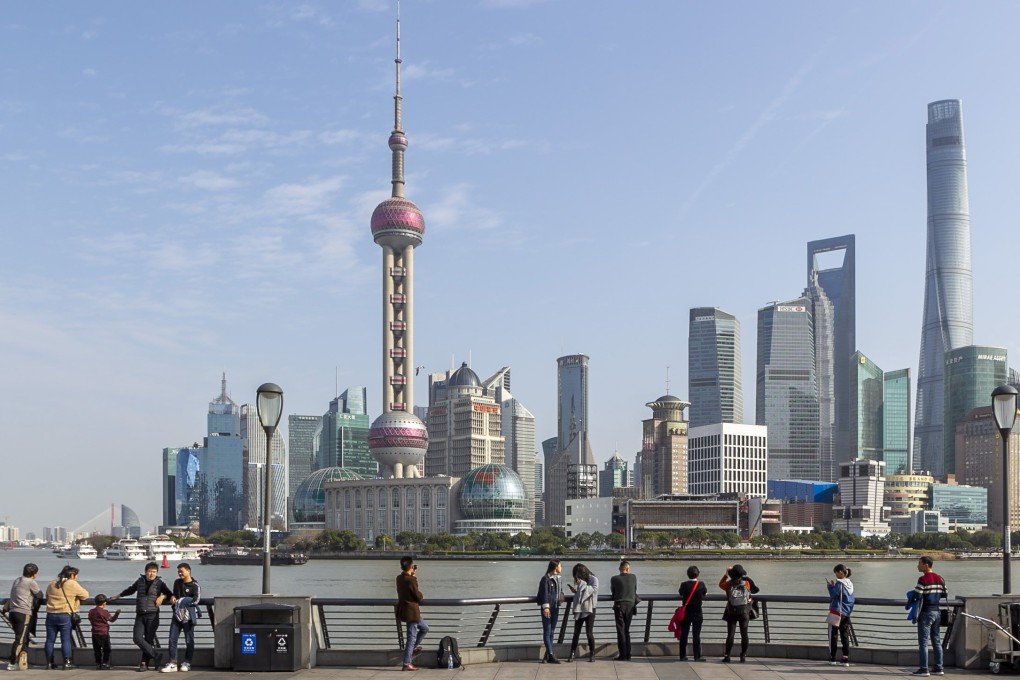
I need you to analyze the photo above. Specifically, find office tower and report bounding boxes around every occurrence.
[288,414,322,520]
[599,453,630,497]
[545,355,596,527]
[425,363,506,478]
[931,482,987,528]
[756,296,820,480]
[849,352,884,462]
[481,367,537,526]
[915,99,974,475]
[174,446,203,533]
[833,459,890,536]
[807,236,855,478]
[943,346,1007,476]
[162,447,179,527]
[688,423,768,497]
[640,395,690,496]
[534,451,546,526]
[367,10,429,480]
[688,307,743,428]
[200,373,243,533]
[241,404,287,530]
[320,388,376,478]
[956,407,1020,531]
[883,369,911,475]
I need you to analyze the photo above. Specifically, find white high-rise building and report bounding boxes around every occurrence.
[688,423,768,498]
[241,404,287,531]
[833,459,890,536]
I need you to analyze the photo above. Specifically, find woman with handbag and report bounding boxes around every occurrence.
[826,564,855,667]
[675,565,707,661]
[44,565,89,670]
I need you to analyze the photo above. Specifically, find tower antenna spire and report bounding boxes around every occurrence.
[389,0,405,198]
[665,366,671,396]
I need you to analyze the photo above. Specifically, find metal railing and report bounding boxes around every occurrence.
[2,593,962,654]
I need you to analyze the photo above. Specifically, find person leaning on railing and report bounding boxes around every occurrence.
[44,565,89,671]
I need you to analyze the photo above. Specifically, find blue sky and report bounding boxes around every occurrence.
[3,1,1020,534]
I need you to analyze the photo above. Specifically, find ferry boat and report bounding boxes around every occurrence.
[59,544,98,559]
[139,535,184,562]
[199,546,308,566]
[105,539,148,561]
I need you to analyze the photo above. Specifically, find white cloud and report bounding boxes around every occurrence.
[176,107,269,129]
[179,170,242,190]
[82,68,97,77]
[261,176,346,217]
[425,183,502,233]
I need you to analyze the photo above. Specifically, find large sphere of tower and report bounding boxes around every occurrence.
[371,196,425,249]
[368,411,428,473]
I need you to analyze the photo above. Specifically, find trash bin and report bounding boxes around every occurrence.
[233,604,300,671]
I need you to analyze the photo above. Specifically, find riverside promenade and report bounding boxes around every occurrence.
[10,659,974,679]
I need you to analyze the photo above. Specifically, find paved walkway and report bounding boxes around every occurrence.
[26,659,979,679]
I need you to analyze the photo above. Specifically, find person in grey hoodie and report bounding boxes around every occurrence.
[567,564,597,662]
[826,564,856,667]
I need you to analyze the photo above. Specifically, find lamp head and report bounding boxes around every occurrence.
[992,384,1019,434]
[256,382,284,430]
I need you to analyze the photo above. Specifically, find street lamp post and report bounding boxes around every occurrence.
[257,382,284,595]
[992,384,1018,595]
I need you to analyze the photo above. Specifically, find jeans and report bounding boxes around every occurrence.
[541,606,560,658]
[403,619,429,666]
[918,608,943,670]
[133,612,161,663]
[44,613,73,663]
[679,619,702,659]
[168,620,195,664]
[612,603,634,659]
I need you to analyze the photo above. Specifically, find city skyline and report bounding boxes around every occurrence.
[5,2,1020,531]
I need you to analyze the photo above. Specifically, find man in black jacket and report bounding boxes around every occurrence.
[112,562,172,671]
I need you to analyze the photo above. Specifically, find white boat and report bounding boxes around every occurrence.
[139,535,184,562]
[105,539,148,561]
[59,544,98,559]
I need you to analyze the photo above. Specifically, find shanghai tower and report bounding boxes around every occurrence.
[914,99,973,477]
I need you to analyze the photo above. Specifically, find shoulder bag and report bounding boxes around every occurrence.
[675,580,699,624]
[61,583,81,627]
[826,581,843,627]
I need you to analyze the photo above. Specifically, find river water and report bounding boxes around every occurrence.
[0,549,1009,601]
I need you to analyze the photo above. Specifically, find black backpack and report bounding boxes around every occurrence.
[436,635,462,669]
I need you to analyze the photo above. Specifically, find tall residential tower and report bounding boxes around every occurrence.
[915,99,973,477]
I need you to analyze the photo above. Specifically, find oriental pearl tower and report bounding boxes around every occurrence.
[367,5,428,479]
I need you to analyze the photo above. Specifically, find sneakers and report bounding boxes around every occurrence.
[5,664,16,672]
[179,663,191,672]
[137,662,148,672]
[829,660,839,666]
[63,661,75,671]
[842,656,850,667]
[159,663,178,673]
[931,670,944,677]
[911,670,930,677]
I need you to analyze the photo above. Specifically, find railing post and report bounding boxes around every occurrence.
[317,603,331,649]
[644,600,653,643]
[395,606,405,650]
[557,601,570,644]
[760,601,769,643]
[479,603,500,647]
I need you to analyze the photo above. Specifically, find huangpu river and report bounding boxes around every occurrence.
[0,548,1012,601]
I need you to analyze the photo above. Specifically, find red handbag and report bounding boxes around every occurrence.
[676,580,700,623]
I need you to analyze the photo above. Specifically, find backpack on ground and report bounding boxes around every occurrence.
[728,579,752,609]
[436,635,462,669]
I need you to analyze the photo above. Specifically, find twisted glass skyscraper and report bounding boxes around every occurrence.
[915,99,973,477]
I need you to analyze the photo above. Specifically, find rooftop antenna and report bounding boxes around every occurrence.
[665,365,671,395]
[391,0,405,198]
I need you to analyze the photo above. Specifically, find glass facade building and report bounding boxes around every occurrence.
[932,482,987,526]
[883,369,911,475]
[849,352,884,463]
[807,235,855,481]
[292,467,364,524]
[200,375,243,534]
[688,307,743,428]
[915,99,974,477]
[943,345,1007,476]
[756,295,820,480]
[288,414,322,522]
[319,387,376,479]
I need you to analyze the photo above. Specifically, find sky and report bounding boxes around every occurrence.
[3,0,1020,536]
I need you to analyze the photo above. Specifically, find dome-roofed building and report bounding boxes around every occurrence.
[454,464,532,535]
[448,362,480,388]
[292,467,364,526]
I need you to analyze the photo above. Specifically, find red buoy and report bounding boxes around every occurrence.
[161,554,169,569]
